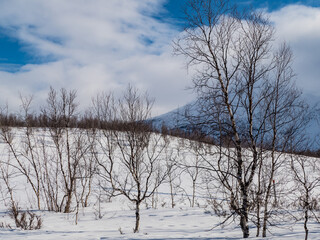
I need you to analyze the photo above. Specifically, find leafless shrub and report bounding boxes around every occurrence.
[0,222,12,229]
[8,202,42,230]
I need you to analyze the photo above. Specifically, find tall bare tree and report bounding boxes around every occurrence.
[258,44,308,237]
[174,0,308,237]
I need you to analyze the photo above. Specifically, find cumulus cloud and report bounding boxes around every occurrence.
[0,1,319,116]
[270,5,320,97]
[0,0,193,115]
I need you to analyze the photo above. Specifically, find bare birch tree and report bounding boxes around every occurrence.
[290,155,320,240]
[174,0,308,237]
[257,44,308,237]
[164,138,182,208]
[42,87,92,213]
[93,86,169,233]
[0,95,44,210]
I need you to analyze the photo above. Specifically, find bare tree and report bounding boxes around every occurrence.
[174,0,308,237]
[0,95,44,210]
[0,149,17,214]
[290,154,320,240]
[179,139,204,207]
[258,44,308,237]
[93,86,169,233]
[164,137,182,208]
[41,87,92,213]
[78,128,97,208]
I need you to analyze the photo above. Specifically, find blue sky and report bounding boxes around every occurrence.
[164,0,320,15]
[2,0,318,67]
[0,0,319,115]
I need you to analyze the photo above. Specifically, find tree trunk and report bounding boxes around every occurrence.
[134,201,140,233]
[263,154,276,237]
[262,197,269,237]
[262,181,272,237]
[84,179,92,208]
[304,207,309,240]
[240,215,249,238]
[304,190,309,240]
[36,192,41,210]
[256,196,261,237]
[256,153,263,237]
[240,190,250,238]
[64,190,73,213]
[192,180,196,207]
[235,142,250,238]
[169,178,175,208]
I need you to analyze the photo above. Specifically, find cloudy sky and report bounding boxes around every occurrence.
[0,0,319,116]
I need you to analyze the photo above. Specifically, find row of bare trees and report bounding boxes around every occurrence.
[0,85,173,232]
[0,2,318,237]
[0,89,96,214]
[0,84,318,237]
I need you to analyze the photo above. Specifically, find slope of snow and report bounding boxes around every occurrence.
[0,128,319,239]
[0,201,320,239]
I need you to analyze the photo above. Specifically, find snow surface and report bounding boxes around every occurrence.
[0,128,319,239]
[1,201,320,239]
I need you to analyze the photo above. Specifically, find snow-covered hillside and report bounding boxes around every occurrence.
[0,128,319,239]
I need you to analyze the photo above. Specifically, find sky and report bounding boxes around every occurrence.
[0,0,319,116]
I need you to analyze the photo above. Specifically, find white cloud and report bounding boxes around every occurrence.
[0,0,193,116]
[0,1,319,116]
[270,5,320,97]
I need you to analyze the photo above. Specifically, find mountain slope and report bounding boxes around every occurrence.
[152,94,320,149]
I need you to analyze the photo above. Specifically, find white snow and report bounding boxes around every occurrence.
[0,128,319,239]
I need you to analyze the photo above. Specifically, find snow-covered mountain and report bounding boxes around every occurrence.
[152,93,320,150]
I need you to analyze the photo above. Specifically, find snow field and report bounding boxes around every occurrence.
[0,128,319,239]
